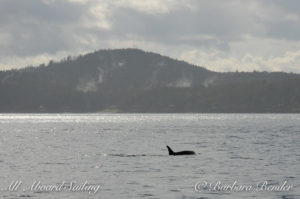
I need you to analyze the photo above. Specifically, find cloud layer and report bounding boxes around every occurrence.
[1,0,300,72]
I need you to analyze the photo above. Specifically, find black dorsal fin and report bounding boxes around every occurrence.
[166,145,174,155]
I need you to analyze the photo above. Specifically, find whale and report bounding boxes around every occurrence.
[166,145,195,156]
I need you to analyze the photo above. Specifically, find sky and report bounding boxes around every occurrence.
[1,0,300,73]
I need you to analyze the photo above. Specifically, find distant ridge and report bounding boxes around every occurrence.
[0,48,300,113]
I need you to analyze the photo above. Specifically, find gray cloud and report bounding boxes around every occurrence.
[0,0,86,57]
[1,0,300,73]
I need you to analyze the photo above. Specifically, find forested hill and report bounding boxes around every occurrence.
[1,48,300,113]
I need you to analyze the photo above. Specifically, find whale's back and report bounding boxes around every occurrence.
[166,146,195,156]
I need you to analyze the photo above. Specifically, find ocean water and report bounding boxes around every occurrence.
[0,114,299,199]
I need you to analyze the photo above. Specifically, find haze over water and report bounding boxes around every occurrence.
[0,114,299,199]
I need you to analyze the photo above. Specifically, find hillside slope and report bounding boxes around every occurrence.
[1,49,300,112]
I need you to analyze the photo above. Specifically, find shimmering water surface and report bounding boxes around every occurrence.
[0,114,299,199]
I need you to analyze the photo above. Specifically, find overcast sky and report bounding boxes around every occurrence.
[1,0,300,72]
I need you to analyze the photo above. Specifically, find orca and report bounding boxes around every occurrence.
[166,145,195,156]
